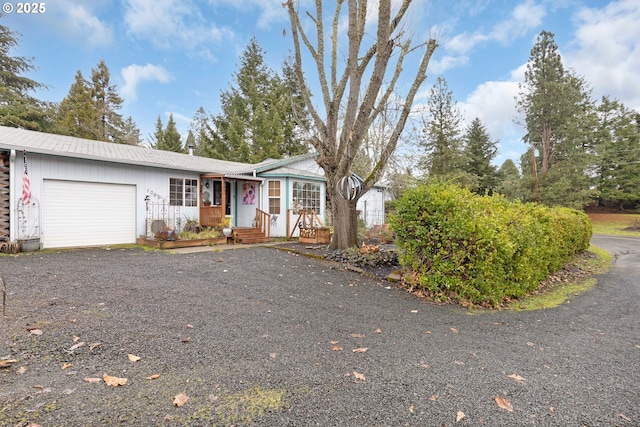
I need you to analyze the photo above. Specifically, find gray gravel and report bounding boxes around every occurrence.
[1,238,639,426]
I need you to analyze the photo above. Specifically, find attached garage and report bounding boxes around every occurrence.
[42,180,136,248]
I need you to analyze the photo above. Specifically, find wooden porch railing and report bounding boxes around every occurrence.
[254,208,271,239]
[200,206,224,227]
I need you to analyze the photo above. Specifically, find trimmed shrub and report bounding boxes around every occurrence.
[390,183,592,307]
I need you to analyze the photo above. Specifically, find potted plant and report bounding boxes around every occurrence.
[222,215,233,237]
[203,191,211,207]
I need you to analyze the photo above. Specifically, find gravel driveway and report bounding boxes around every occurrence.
[1,240,638,426]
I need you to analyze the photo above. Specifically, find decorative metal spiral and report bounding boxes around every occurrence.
[336,174,364,200]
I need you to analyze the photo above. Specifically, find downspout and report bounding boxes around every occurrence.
[9,149,16,241]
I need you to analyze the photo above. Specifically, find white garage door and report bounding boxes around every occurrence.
[43,180,136,248]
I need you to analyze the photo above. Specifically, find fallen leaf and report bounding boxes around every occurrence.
[32,385,44,389]
[454,360,464,365]
[17,366,27,374]
[69,342,85,351]
[352,347,369,353]
[495,395,514,412]
[408,405,414,413]
[181,337,191,343]
[30,329,43,336]
[526,342,535,347]
[429,394,438,401]
[450,327,459,334]
[73,335,80,342]
[84,377,101,383]
[61,363,73,370]
[375,328,382,334]
[173,392,189,407]
[619,413,631,422]
[0,359,18,368]
[508,374,526,383]
[330,340,339,344]
[127,354,141,362]
[146,374,161,380]
[456,411,465,422]
[186,324,194,329]
[103,373,127,386]
[411,310,418,313]
[353,371,366,381]
[332,344,343,351]
[70,318,77,323]
[62,388,76,395]
[269,352,278,359]
[89,342,101,350]
[350,333,365,338]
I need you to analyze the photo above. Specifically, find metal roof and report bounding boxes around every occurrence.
[0,126,257,176]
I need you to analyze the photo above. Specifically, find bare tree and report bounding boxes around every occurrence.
[284,0,438,249]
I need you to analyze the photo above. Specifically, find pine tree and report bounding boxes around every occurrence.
[462,118,499,194]
[56,71,100,139]
[205,38,309,162]
[149,115,165,148]
[122,116,141,145]
[594,97,640,209]
[419,77,465,180]
[0,22,48,130]
[495,159,521,200]
[516,30,595,208]
[91,59,125,143]
[156,113,183,153]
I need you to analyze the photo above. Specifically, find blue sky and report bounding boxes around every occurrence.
[4,0,639,167]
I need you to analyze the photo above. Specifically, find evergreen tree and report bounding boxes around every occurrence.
[462,117,499,194]
[419,77,465,180]
[594,97,640,209]
[495,159,521,200]
[56,71,100,139]
[149,115,165,148]
[122,116,141,145]
[0,21,48,130]
[516,30,595,208]
[156,113,183,153]
[91,59,125,143]
[205,38,309,162]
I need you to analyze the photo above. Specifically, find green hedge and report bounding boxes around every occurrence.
[390,183,592,306]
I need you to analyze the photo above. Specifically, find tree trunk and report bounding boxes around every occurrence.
[329,192,359,250]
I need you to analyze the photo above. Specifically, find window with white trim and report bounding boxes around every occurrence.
[170,178,198,207]
[292,181,321,212]
[268,180,281,214]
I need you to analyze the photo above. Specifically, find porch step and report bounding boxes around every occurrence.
[233,227,270,244]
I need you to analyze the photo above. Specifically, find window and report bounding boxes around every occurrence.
[292,181,321,212]
[268,180,280,214]
[170,178,198,207]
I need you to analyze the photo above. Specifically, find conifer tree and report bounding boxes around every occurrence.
[56,71,100,139]
[156,113,183,153]
[462,117,499,194]
[91,59,125,143]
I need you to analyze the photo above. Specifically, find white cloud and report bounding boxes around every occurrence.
[121,64,172,101]
[124,0,233,52]
[60,4,114,48]
[445,0,546,55]
[430,55,470,75]
[565,0,640,110]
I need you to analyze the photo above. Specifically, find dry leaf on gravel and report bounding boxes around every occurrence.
[127,354,141,362]
[350,333,365,338]
[429,394,438,401]
[103,373,128,386]
[84,377,101,383]
[456,411,465,422]
[89,342,101,350]
[17,366,27,374]
[73,336,80,342]
[508,374,526,383]
[146,374,160,380]
[353,371,366,381]
[173,392,189,407]
[61,363,72,370]
[29,329,43,336]
[352,347,369,353]
[375,328,382,334]
[0,359,17,368]
[495,395,514,412]
[69,342,85,351]
[450,327,459,334]
[332,344,343,351]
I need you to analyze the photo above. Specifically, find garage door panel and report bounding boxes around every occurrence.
[43,180,136,248]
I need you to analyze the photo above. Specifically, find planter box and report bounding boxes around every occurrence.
[137,237,227,249]
[298,227,331,244]
[18,238,40,252]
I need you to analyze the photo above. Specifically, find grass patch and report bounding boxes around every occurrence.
[587,212,640,236]
[216,386,286,425]
[508,245,611,311]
